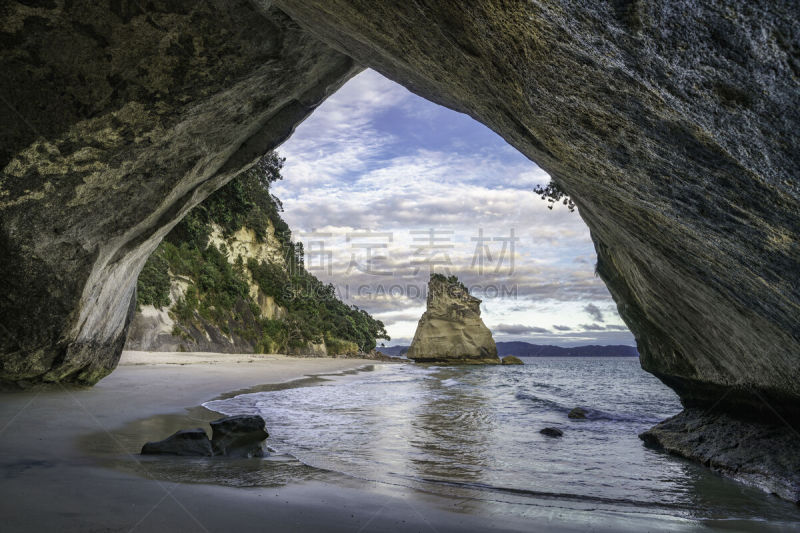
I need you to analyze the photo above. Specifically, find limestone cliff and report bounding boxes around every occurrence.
[124,220,288,354]
[407,275,499,364]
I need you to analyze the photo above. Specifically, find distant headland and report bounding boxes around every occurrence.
[380,342,638,358]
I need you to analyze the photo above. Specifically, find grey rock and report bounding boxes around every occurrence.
[540,427,564,438]
[568,407,588,420]
[210,415,269,458]
[141,429,213,457]
[640,409,800,503]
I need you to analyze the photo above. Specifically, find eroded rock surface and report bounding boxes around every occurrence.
[640,409,800,503]
[0,1,358,384]
[407,275,499,364]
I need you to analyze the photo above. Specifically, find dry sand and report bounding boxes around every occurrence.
[0,351,697,532]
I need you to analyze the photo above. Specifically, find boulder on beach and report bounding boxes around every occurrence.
[568,407,588,419]
[501,356,524,365]
[210,415,269,458]
[140,415,269,457]
[540,427,563,438]
[141,428,214,456]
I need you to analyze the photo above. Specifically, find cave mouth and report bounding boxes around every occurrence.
[266,68,636,350]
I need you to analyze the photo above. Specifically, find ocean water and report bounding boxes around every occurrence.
[204,358,800,529]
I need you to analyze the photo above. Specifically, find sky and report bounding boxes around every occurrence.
[274,69,635,348]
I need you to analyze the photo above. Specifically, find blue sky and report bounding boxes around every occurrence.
[274,69,635,347]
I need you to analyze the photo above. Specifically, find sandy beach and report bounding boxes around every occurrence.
[0,352,718,532]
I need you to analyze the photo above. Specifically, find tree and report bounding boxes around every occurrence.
[534,180,575,212]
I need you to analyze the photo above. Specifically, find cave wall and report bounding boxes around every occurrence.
[0,0,797,421]
[273,0,800,418]
[0,0,358,384]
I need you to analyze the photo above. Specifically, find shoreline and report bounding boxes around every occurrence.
[0,352,767,532]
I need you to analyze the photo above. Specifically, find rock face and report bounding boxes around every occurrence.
[407,275,499,364]
[640,409,800,503]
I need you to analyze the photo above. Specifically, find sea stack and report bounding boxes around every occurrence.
[407,274,500,364]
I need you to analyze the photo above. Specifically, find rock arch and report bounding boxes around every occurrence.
[1,0,797,432]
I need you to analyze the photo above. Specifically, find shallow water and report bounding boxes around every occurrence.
[203,358,800,530]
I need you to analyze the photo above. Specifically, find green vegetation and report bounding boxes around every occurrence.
[136,152,389,354]
[533,180,576,212]
[136,249,171,308]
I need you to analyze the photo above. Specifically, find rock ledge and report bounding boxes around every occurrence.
[640,409,800,503]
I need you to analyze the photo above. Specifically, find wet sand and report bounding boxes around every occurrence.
[0,352,722,532]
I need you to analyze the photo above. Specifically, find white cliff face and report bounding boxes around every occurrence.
[208,222,286,320]
[406,276,499,364]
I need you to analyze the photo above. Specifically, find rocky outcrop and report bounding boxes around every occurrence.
[407,275,499,364]
[640,409,800,503]
[501,356,524,365]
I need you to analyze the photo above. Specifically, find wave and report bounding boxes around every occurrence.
[514,391,570,411]
[394,475,694,513]
[514,392,659,424]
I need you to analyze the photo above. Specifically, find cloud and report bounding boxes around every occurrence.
[605,324,629,331]
[275,68,627,346]
[579,323,605,331]
[492,324,551,335]
[583,303,604,322]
